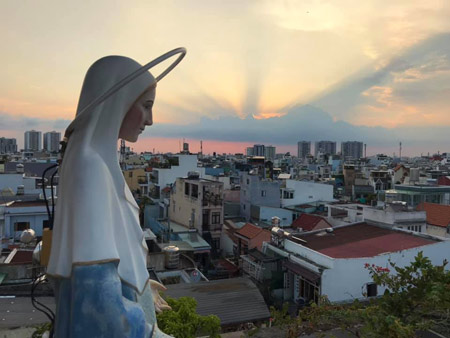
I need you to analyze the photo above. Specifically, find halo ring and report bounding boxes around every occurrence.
[79,47,186,116]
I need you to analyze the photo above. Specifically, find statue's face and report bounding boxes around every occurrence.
[119,86,156,142]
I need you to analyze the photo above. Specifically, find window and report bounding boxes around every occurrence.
[129,171,133,178]
[212,212,220,224]
[261,190,266,197]
[367,283,377,297]
[246,179,249,184]
[243,204,246,210]
[185,182,190,196]
[191,184,198,198]
[15,222,30,231]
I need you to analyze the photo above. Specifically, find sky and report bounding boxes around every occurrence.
[1,0,449,156]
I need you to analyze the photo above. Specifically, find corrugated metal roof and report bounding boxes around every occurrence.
[417,202,450,228]
[165,277,270,326]
[298,223,437,259]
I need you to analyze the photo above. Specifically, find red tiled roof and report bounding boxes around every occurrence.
[10,250,33,264]
[298,223,437,259]
[417,202,450,228]
[236,223,265,239]
[437,176,450,186]
[292,214,331,231]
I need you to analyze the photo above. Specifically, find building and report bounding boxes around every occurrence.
[169,175,224,252]
[291,214,332,232]
[1,200,49,246]
[264,222,450,304]
[43,131,61,153]
[264,145,276,161]
[253,144,265,157]
[314,141,336,157]
[297,141,311,159]
[148,154,205,200]
[280,179,334,207]
[0,138,17,154]
[363,203,427,233]
[24,130,42,151]
[386,184,450,207]
[246,147,254,157]
[417,202,450,238]
[234,222,271,255]
[123,168,148,196]
[240,172,281,221]
[341,141,363,160]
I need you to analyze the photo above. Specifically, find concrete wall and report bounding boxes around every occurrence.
[321,240,450,302]
[427,224,449,238]
[258,206,295,227]
[153,155,205,192]
[363,207,426,226]
[281,180,334,207]
[4,205,48,238]
[240,172,280,221]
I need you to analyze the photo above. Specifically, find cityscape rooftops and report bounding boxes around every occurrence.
[235,223,269,239]
[295,223,439,259]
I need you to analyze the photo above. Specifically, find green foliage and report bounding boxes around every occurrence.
[269,253,450,337]
[157,296,221,338]
[32,323,52,338]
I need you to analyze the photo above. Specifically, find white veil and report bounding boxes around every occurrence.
[47,56,157,293]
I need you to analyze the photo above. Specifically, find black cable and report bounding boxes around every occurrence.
[41,164,58,223]
[50,169,58,230]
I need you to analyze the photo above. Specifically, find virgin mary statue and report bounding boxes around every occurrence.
[47,48,186,337]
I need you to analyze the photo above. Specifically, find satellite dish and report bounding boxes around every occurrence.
[20,229,36,243]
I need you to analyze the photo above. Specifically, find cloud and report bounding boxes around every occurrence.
[0,111,70,131]
[146,104,449,150]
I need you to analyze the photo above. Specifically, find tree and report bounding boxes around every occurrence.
[157,296,221,338]
[270,252,450,337]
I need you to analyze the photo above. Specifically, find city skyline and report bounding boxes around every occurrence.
[1,1,449,156]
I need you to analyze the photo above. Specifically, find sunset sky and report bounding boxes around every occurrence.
[1,0,449,156]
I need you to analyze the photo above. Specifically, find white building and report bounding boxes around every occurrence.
[24,130,42,151]
[264,222,450,304]
[280,180,334,207]
[148,154,205,199]
[264,146,276,161]
[43,131,61,153]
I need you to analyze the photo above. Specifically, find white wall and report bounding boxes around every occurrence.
[0,174,23,192]
[154,155,205,192]
[321,240,450,302]
[259,206,295,226]
[281,180,334,207]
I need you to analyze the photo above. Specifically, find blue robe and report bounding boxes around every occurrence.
[52,262,169,338]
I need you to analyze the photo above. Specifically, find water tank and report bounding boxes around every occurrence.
[33,241,42,264]
[187,171,200,179]
[16,164,24,173]
[163,246,180,269]
[410,168,420,183]
[20,229,36,243]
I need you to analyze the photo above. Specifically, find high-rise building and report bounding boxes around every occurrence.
[253,144,265,157]
[314,141,336,157]
[265,145,276,161]
[43,131,61,153]
[24,130,42,151]
[297,141,311,158]
[341,141,363,159]
[246,147,254,156]
[0,137,18,154]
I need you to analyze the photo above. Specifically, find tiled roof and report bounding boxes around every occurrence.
[297,223,437,259]
[417,202,450,228]
[291,214,330,231]
[235,223,265,239]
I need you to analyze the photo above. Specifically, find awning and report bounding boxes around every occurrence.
[283,260,321,283]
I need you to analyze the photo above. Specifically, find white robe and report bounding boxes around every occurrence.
[48,55,156,294]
